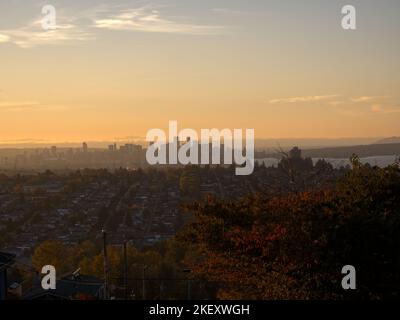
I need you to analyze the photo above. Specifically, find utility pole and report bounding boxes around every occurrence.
[123,240,128,300]
[159,281,164,300]
[102,230,109,300]
[183,269,191,300]
[142,266,146,300]
[187,279,191,300]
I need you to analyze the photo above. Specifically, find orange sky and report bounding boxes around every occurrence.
[1,0,399,144]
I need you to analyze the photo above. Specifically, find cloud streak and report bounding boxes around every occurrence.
[370,104,400,114]
[269,95,338,104]
[268,94,400,116]
[0,34,10,43]
[93,8,224,35]
[0,20,94,48]
[0,101,67,111]
[0,101,40,108]
[351,96,391,103]
[0,5,224,48]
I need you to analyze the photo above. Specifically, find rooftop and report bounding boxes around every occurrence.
[23,273,104,300]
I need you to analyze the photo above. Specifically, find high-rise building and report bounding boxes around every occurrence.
[82,142,88,153]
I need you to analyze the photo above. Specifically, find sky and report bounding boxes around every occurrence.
[0,0,400,144]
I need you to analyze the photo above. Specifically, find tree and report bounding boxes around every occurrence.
[180,161,400,299]
[32,240,72,274]
[315,159,333,172]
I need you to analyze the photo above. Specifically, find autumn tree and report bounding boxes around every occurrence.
[180,160,400,299]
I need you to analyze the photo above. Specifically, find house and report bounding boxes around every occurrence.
[23,271,105,300]
[8,282,22,299]
[0,251,15,300]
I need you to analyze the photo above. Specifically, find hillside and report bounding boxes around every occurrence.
[375,137,400,144]
[264,143,400,159]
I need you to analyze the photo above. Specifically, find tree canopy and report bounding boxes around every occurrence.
[180,159,400,299]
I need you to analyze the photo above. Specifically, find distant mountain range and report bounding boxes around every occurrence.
[263,142,400,159]
[257,137,400,159]
[302,143,400,159]
[375,137,400,144]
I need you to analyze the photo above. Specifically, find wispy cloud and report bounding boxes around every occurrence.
[0,101,40,108]
[0,34,10,43]
[93,7,224,35]
[370,104,400,114]
[0,101,67,111]
[351,96,390,103]
[269,95,338,104]
[268,94,400,117]
[0,18,94,48]
[0,5,224,48]
[212,8,270,17]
